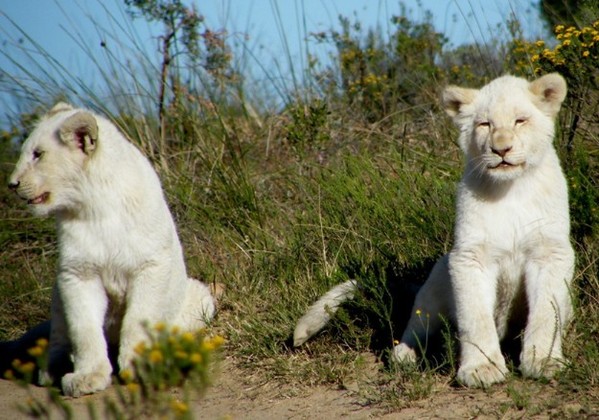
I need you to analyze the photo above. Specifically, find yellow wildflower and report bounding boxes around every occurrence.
[210,335,225,349]
[149,349,164,364]
[363,73,379,86]
[181,332,195,343]
[27,346,44,358]
[120,369,134,382]
[154,322,166,332]
[562,39,571,46]
[535,40,545,47]
[19,362,35,374]
[202,341,216,352]
[134,342,147,355]
[415,309,422,316]
[175,350,189,360]
[190,353,203,364]
[35,338,48,349]
[126,382,141,394]
[171,400,189,415]
[555,24,565,33]
[583,50,590,57]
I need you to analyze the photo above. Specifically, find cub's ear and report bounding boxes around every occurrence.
[47,102,74,117]
[59,111,98,155]
[529,73,567,117]
[442,86,478,120]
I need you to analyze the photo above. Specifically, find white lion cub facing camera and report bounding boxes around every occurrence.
[294,73,575,388]
[9,103,215,397]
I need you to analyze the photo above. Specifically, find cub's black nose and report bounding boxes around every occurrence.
[8,180,19,190]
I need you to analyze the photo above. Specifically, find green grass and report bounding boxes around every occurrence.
[1,1,599,417]
[0,150,55,339]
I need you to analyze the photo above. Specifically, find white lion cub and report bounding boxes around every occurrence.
[294,73,575,388]
[8,103,215,397]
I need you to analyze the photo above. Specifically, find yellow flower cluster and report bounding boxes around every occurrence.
[170,399,189,416]
[4,338,49,382]
[149,349,164,364]
[122,322,224,395]
[447,63,479,85]
[4,359,35,381]
[530,20,599,72]
[507,20,599,78]
[340,49,359,66]
[508,38,540,75]
[26,338,48,358]
[347,72,389,100]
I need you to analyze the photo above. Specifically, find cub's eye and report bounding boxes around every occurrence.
[32,149,44,161]
[515,118,527,126]
[477,121,490,128]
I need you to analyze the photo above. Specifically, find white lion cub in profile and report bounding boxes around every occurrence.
[294,73,575,388]
[9,103,215,397]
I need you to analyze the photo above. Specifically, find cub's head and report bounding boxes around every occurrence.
[443,73,567,183]
[8,103,99,217]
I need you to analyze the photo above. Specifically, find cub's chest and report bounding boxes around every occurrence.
[58,221,151,288]
[456,187,564,259]
[59,214,145,252]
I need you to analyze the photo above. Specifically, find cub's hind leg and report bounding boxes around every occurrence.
[40,286,72,386]
[393,255,453,364]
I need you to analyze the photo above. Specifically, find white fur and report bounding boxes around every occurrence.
[293,280,357,346]
[9,104,215,397]
[294,74,575,388]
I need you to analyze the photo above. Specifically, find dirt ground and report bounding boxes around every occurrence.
[0,355,597,420]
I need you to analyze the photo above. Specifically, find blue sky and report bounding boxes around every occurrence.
[0,0,544,116]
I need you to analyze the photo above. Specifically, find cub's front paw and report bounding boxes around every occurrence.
[520,355,565,379]
[391,343,417,365]
[457,361,508,388]
[61,370,112,397]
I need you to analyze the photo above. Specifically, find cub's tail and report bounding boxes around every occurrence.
[293,280,358,347]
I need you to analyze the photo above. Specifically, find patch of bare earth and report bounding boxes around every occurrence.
[0,356,596,419]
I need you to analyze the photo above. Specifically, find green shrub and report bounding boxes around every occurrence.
[312,7,446,122]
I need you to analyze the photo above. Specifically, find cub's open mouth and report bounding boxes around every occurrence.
[28,192,50,205]
[491,161,520,170]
